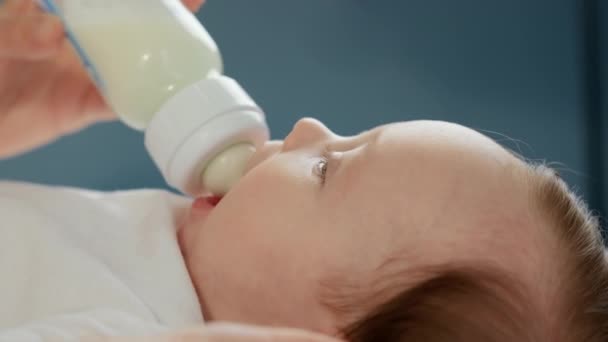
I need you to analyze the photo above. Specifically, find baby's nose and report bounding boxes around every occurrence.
[283,118,333,152]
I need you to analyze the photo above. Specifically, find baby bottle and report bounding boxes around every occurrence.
[38,0,270,196]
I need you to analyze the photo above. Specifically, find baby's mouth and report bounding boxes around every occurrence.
[189,196,222,222]
[194,196,222,208]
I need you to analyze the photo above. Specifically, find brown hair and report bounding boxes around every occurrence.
[337,164,608,341]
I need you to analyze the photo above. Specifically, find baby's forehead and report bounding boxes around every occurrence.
[375,121,513,162]
[330,121,526,221]
[329,123,563,302]
[363,122,516,186]
[341,120,531,240]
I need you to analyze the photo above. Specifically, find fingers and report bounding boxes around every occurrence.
[2,0,38,14]
[96,324,343,342]
[182,0,206,12]
[0,0,200,59]
[0,13,64,59]
[201,323,343,342]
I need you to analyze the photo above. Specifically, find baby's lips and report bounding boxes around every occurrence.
[188,196,220,223]
[206,196,222,206]
[192,196,222,210]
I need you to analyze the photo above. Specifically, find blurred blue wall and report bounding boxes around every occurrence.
[0,0,605,217]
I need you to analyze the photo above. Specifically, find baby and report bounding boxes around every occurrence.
[178,118,608,341]
[2,118,606,341]
[1,1,608,340]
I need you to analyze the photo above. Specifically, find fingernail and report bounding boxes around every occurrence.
[36,16,62,43]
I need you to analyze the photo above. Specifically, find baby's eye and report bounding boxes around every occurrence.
[313,159,329,184]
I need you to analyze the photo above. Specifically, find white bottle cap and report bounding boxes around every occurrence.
[145,76,269,196]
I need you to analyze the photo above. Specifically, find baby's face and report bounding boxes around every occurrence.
[180,119,540,334]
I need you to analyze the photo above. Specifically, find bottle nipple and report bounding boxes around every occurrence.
[201,143,256,195]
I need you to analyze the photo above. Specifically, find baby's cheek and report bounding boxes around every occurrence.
[203,156,311,249]
[224,163,283,211]
[201,177,276,242]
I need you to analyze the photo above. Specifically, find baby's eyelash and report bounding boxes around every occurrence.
[313,147,332,184]
[314,159,329,184]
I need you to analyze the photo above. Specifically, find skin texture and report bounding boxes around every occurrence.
[0,0,204,158]
[180,118,556,336]
[0,1,343,341]
[1,1,559,339]
[97,323,341,342]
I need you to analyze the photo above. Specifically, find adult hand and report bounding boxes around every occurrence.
[0,0,205,159]
[97,323,342,342]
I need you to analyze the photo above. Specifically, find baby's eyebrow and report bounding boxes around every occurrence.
[346,127,382,148]
[360,127,382,140]
[327,128,383,193]
[331,142,374,197]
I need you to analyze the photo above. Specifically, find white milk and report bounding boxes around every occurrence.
[72,18,223,129]
[40,0,269,196]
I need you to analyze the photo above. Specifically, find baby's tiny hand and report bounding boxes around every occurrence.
[96,323,343,342]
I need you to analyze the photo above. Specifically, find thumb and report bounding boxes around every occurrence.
[0,13,63,59]
[204,323,343,342]
[182,0,206,12]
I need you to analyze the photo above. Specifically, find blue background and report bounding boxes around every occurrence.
[0,0,606,220]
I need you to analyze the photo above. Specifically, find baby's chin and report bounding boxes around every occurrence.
[178,196,222,257]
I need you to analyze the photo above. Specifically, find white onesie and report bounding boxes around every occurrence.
[0,181,204,341]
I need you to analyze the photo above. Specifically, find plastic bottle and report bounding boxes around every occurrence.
[38,0,270,196]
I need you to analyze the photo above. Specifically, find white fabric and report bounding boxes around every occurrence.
[0,181,203,341]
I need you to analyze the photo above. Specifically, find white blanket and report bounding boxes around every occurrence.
[0,182,203,341]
